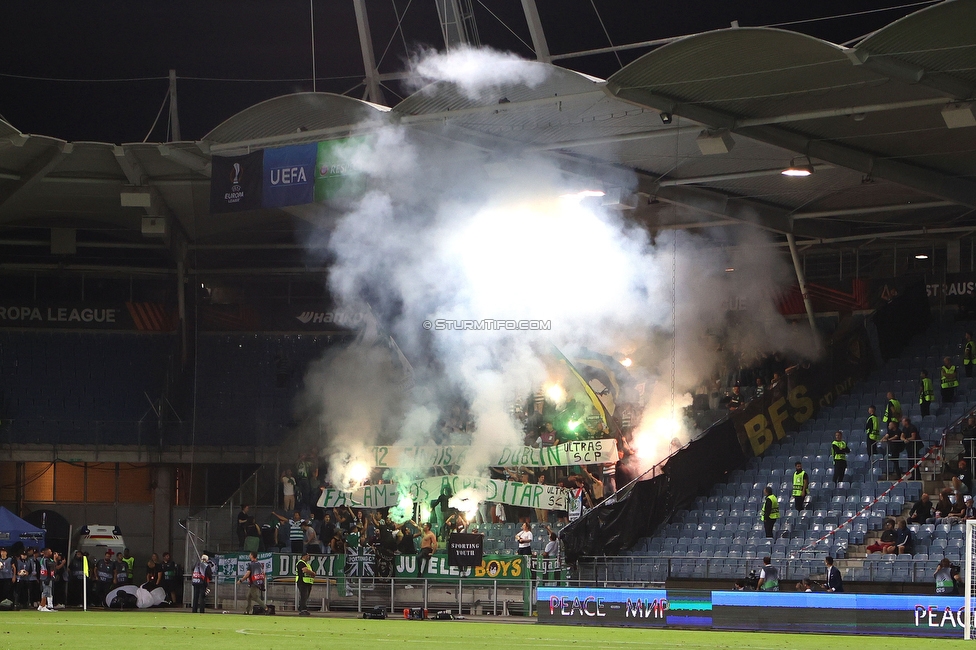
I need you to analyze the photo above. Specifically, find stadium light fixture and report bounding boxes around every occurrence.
[659,112,673,124]
[559,189,605,200]
[120,189,151,208]
[915,254,929,260]
[696,130,735,155]
[782,157,815,177]
[942,103,976,129]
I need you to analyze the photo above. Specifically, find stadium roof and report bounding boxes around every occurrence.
[0,0,974,276]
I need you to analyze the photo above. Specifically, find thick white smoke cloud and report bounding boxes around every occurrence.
[300,47,821,488]
[409,45,550,100]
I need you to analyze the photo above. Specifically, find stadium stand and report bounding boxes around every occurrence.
[190,333,345,446]
[617,316,976,587]
[0,331,175,445]
[0,330,346,448]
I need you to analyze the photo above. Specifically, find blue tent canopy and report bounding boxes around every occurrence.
[0,507,46,549]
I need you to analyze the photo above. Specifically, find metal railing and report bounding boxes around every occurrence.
[184,556,572,615]
[574,554,943,586]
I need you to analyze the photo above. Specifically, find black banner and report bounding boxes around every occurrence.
[926,272,976,306]
[0,302,175,331]
[872,278,931,362]
[198,302,368,332]
[447,533,483,567]
[210,151,263,213]
[560,475,666,564]
[562,316,875,562]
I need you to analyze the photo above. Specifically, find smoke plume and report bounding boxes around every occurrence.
[299,47,821,488]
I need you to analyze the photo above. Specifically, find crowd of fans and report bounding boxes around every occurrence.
[231,332,976,595]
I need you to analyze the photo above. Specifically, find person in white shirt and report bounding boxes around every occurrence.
[281,470,296,512]
[515,523,533,556]
[543,529,558,561]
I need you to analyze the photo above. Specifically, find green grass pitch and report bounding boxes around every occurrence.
[0,611,973,649]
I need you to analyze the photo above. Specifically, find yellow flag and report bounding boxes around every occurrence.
[82,555,89,577]
[551,345,612,430]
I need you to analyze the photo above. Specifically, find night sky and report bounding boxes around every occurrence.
[1,0,930,144]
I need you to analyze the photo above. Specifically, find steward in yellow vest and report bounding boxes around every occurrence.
[942,356,959,403]
[919,370,934,417]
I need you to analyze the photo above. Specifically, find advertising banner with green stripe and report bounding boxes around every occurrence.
[215,552,529,585]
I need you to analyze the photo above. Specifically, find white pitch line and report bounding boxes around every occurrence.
[235,628,310,638]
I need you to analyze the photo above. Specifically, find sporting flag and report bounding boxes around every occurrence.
[344,546,375,577]
[572,347,632,416]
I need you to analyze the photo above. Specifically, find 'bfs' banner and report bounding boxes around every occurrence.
[210,151,263,213]
[448,533,483,568]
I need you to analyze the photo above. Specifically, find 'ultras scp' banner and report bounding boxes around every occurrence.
[317,475,570,511]
[367,440,618,468]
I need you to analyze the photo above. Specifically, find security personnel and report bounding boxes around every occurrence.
[238,551,266,615]
[0,548,13,605]
[119,548,135,583]
[757,556,779,591]
[942,356,959,403]
[831,430,851,484]
[792,462,809,511]
[761,485,779,539]
[190,554,212,613]
[67,550,85,607]
[157,552,178,605]
[115,551,135,587]
[114,553,131,586]
[883,392,902,424]
[918,370,935,417]
[865,405,880,456]
[295,551,315,616]
[965,332,976,378]
[94,551,115,608]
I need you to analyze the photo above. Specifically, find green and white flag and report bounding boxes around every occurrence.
[367,439,617,468]
[317,474,570,511]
